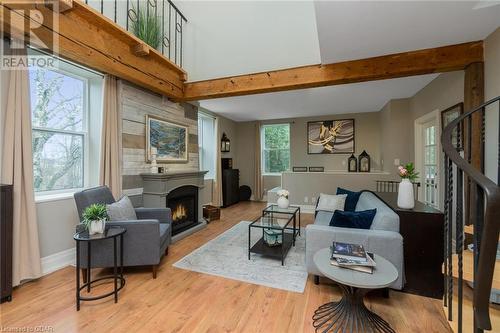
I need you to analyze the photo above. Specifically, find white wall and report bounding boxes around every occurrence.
[177,1,320,81]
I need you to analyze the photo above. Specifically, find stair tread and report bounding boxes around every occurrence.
[445,251,500,290]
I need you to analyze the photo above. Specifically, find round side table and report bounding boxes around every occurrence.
[74,226,126,311]
[312,248,398,333]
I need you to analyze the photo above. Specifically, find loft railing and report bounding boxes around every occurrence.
[83,0,187,67]
[441,96,500,332]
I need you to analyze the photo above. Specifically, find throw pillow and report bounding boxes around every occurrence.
[329,209,377,230]
[336,187,362,211]
[106,196,137,221]
[316,193,347,212]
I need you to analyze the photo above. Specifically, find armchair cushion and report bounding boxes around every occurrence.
[106,196,137,221]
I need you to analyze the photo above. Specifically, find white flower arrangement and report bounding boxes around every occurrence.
[277,189,289,199]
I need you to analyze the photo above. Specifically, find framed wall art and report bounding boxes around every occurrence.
[441,103,464,151]
[307,119,355,154]
[146,115,188,163]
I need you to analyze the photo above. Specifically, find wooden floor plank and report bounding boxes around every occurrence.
[0,201,452,332]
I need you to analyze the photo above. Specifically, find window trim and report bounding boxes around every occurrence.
[261,123,291,175]
[29,61,91,198]
[198,112,216,180]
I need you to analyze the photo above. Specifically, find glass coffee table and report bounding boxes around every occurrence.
[262,204,301,236]
[248,214,296,265]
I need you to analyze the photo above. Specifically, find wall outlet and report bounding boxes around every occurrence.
[304,196,308,203]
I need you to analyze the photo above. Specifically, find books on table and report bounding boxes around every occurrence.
[330,242,377,274]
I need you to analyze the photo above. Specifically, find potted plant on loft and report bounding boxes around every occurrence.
[397,163,419,209]
[131,6,162,54]
[82,204,108,235]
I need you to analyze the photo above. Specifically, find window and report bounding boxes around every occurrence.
[198,112,216,179]
[28,51,103,195]
[261,124,290,174]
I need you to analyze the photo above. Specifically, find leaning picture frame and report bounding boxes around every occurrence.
[441,103,464,151]
[146,115,189,163]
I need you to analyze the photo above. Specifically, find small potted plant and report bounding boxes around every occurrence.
[397,163,419,209]
[82,204,108,235]
[277,189,290,209]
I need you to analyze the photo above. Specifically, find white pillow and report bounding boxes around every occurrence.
[316,193,347,212]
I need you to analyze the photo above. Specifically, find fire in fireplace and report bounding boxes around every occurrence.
[166,185,199,235]
[172,203,188,222]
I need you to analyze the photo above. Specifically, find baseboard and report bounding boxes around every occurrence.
[41,247,76,275]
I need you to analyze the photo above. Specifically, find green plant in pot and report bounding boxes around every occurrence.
[131,6,162,50]
[82,204,108,235]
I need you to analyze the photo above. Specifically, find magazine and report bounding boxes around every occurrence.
[330,259,374,274]
[331,242,367,261]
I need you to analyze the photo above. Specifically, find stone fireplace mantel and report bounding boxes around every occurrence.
[140,170,208,242]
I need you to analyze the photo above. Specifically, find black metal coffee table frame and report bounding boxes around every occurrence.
[262,204,301,237]
[74,227,126,311]
[248,214,296,266]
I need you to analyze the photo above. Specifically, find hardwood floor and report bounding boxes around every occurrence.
[0,201,451,333]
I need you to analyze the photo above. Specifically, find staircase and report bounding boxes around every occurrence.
[441,96,500,332]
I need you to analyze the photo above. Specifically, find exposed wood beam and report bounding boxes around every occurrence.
[1,1,186,99]
[183,41,483,101]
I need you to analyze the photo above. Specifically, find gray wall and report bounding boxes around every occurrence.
[485,27,500,183]
[234,112,382,198]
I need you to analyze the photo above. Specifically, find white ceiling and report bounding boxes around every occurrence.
[200,74,439,121]
[179,1,500,121]
[315,1,500,64]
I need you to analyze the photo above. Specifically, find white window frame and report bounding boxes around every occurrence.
[261,123,291,176]
[198,112,216,180]
[29,49,103,200]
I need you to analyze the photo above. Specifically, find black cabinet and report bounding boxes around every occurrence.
[373,191,444,299]
[222,169,239,207]
[0,184,13,303]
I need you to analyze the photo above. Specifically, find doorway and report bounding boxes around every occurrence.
[415,111,441,209]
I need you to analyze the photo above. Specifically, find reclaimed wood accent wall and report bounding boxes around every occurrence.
[119,81,199,196]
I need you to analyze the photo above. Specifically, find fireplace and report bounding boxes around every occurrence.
[166,185,199,235]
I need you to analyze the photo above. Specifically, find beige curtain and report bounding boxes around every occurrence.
[212,117,223,207]
[1,46,42,286]
[99,75,122,198]
[254,121,263,201]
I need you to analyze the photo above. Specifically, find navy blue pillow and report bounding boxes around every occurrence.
[336,187,362,211]
[329,209,377,230]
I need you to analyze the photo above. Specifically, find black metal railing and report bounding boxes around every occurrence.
[442,96,500,332]
[83,0,187,67]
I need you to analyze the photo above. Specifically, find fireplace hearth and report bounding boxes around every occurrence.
[166,185,199,236]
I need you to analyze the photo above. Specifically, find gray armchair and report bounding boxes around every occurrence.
[74,186,172,279]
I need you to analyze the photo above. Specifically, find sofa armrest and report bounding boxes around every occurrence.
[305,224,405,289]
[77,219,162,268]
[135,207,172,224]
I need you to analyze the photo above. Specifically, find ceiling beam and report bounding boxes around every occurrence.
[1,1,186,99]
[182,41,483,101]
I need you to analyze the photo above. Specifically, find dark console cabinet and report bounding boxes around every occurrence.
[373,191,444,299]
[1,184,13,303]
[222,169,239,207]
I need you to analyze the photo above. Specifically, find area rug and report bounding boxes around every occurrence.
[173,221,308,293]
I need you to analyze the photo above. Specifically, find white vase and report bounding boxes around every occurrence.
[277,196,290,209]
[397,179,415,209]
[89,219,106,235]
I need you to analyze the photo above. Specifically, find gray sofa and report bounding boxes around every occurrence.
[305,191,404,290]
[74,186,172,279]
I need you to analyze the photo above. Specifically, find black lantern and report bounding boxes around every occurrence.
[358,150,371,172]
[221,133,230,152]
[348,154,357,172]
